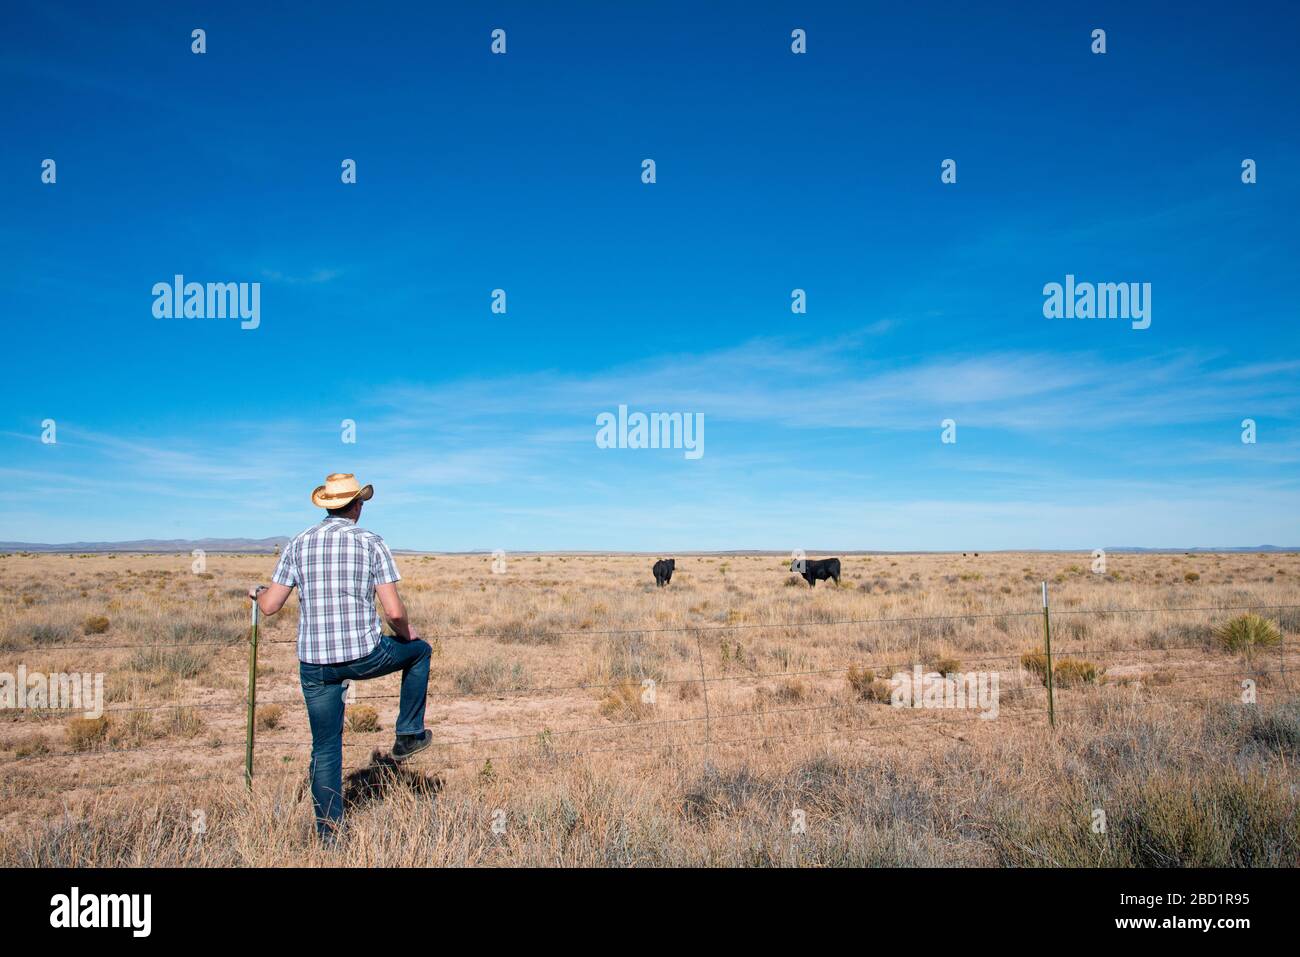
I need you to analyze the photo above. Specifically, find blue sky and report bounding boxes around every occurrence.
[2,1,1298,551]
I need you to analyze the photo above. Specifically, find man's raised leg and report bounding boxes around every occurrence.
[376,635,432,759]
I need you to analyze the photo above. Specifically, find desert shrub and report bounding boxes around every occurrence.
[453,660,528,694]
[256,704,283,731]
[481,618,559,645]
[767,645,792,669]
[598,680,654,722]
[1022,652,1101,687]
[1060,620,1088,642]
[846,666,892,703]
[129,644,210,679]
[1226,700,1300,754]
[926,656,961,676]
[160,707,204,738]
[847,665,874,695]
[676,678,701,701]
[906,617,956,645]
[995,769,1298,867]
[755,680,807,707]
[1118,769,1299,865]
[1184,571,1200,583]
[65,716,110,752]
[11,734,51,758]
[7,622,74,647]
[682,764,764,823]
[1146,621,1216,650]
[345,705,379,733]
[1052,658,1102,687]
[166,618,244,645]
[1274,606,1300,633]
[107,711,160,747]
[1214,614,1281,654]
[604,632,667,682]
[1021,651,1049,680]
[718,639,755,670]
[774,679,807,703]
[82,615,110,635]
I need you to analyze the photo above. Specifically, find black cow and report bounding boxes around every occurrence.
[792,556,841,588]
[653,558,676,587]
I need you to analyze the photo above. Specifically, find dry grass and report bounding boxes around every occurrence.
[64,716,109,752]
[345,705,379,733]
[597,680,655,722]
[0,549,1297,866]
[846,666,893,703]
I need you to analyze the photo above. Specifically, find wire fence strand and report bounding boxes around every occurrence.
[4,599,1297,793]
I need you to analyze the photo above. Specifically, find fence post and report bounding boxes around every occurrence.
[245,592,263,790]
[1042,581,1055,728]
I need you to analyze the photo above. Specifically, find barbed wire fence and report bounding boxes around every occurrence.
[2,589,1297,800]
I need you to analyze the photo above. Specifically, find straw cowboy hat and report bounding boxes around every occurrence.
[311,472,374,510]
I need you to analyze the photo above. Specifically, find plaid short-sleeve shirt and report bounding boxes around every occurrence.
[272,517,401,664]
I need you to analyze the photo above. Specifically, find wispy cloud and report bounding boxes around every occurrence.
[259,268,342,285]
[377,339,1299,435]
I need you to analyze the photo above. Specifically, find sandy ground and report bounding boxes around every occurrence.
[0,550,1296,864]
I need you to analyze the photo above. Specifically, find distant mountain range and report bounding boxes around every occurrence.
[0,540,1295,555]
[1101,545,1298,554]
[0,537,290,553]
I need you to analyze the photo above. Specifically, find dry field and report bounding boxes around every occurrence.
[0,549,1297,867]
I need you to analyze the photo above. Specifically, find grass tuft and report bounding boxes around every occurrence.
[846,666,892,703]
[256,704,283,731]
[65,716,110,752]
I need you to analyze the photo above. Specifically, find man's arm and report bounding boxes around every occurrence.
[252,540,299,614]
[375,582,417,641]
[248,583,292,615]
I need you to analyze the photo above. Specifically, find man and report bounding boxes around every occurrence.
[249,472,432,841]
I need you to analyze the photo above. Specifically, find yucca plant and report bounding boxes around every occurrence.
[1214,613,1281,656]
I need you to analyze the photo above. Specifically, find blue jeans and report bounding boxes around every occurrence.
[299,635,432,838]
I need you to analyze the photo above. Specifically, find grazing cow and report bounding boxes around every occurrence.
[653,558,676,587]
[792,556,841,588]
